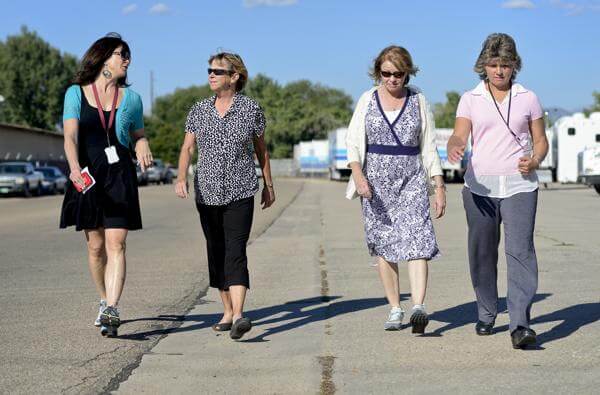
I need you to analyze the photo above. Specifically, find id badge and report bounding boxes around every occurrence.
[105,146,120,164]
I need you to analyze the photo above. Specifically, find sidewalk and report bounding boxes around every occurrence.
[116,181,599,394]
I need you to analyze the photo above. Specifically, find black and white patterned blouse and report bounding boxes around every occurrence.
[185,93,266,206]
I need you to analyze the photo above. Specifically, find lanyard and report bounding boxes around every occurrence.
[487,81,526,150]
[91,83,119,146]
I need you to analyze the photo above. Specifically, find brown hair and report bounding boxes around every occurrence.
[474,33,522,81]
[73,33,131,87]
[369,45,419,85]
[208,52,249,92]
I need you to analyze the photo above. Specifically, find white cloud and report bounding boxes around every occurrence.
[550,0,600,15]
[122,4,138,15]
[501,0,536,9]
[149,3,171,14]
[243,0,298,7]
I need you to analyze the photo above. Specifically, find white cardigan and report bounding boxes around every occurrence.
[345,85,443,200]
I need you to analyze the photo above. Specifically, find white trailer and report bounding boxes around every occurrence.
[537,125,558,184]
[328,128,351,180]
[295,139,329,176]
[555,112,600,183]
[578,144,600,195]
[435,128,470,182]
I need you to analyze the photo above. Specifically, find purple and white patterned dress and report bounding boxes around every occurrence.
[361,90,440,262]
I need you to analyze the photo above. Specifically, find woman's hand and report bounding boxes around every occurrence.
[354,172,372,199]
[433,186,446,219]
[135,138,153,172]
[261,185,275,209]
[518,155,539,174]
[447,139,466,164]
[175,178,189,199]
[69,168,85,190]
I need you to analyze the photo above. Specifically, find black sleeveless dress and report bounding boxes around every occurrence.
[60,87,142,231]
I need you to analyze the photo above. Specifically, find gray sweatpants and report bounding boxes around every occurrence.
[462,187,539,333]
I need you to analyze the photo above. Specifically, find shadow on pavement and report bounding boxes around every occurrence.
[118,293,597,347]
[118,295,396,341]
[429,293,552,336]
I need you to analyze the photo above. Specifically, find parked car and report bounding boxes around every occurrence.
[35,166,68,194]
[153,159,173,184]
[167,165,178,181]
[136,162,148,186]
[0,162,43,197]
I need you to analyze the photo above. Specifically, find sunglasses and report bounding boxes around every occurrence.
[113,51,130,61]
[208,68,233,76]
[381,71,406,79]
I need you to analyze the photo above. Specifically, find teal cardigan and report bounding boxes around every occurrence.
[63,85,144,147]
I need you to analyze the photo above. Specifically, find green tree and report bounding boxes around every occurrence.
[583,91,600,116]
[145,74,354,161]
[0,26,77,130]
[143,85,213,164]
[433,91,461,128]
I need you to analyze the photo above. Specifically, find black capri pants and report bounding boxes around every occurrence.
[195,196,254,290]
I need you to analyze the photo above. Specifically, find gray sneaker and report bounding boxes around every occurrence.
[410,305,429,334]
[94,300,107,327]
[384,307,405,331]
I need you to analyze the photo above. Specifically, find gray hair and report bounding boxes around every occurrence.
[474,33,522,81]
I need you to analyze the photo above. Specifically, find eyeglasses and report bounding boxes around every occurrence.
[113,51,130,61]
[381,71,406,79]
[208,68,233,76]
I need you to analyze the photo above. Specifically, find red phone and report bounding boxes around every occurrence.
[74,167,96,193]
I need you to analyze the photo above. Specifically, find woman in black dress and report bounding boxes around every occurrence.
[60,33,152,336]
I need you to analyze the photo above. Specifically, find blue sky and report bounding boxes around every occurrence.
[1,0,599,113]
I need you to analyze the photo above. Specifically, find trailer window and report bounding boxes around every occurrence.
[567,128,576,136]
[596,134,600,142]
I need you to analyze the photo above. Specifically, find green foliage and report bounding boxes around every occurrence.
[433,91,461,128]
[145,74,354,161]
[583,91,600,117]
[0,26,78,130]
[144,85,213,164]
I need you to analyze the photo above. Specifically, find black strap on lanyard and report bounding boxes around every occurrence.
[487,81,527,150]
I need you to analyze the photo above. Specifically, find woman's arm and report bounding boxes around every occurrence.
[63,118,84,188]
[131,129,153,171]
[253,134,275,209]
[174,132,196,199]
[518,118,548,174]
[447,117,472,164]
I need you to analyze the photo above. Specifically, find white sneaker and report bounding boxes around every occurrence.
[384,307,405,331]
[94,300,107,327]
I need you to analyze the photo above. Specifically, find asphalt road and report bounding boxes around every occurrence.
[1,180,599,394]
[0,179,304,394]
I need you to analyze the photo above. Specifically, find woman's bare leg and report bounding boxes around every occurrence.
[377,257,400,307]
[104,228,128,306]
[84,228,107,300]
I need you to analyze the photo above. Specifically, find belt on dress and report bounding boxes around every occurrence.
[366,144,420,156]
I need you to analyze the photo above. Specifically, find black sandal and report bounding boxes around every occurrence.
[212,322,232,332]
[230,317,252,340]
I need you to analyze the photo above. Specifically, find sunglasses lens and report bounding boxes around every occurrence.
[208,68,229,76]
[381,71,405,79]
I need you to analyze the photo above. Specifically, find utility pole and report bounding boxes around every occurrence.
[150,71,155,115]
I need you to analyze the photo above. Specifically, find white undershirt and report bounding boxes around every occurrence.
[384,110,400,122]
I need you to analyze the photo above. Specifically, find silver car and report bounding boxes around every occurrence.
[35,166,68,194]
[0,162,44,197]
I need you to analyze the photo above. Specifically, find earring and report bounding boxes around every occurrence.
[102,65,112,79]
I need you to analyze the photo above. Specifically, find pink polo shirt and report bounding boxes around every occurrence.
[456,82,543,198]
[457,82,543,175]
